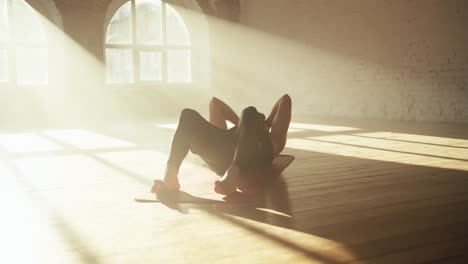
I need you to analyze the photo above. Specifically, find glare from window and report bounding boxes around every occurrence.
[0,0,8,42]
[106,2,132,44]
[0,0,48,85]
[106,48,133,83]
[166,4,190,45]
[0,49,7,82]
[13,0,47,43]
[139,51,162,81]
[16,47,48,85]
[136,0,163,44]
[106,0,191,84]
[168,49,191,83]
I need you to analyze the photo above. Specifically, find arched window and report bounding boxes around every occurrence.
[0,0,48,85]
[105,0,192,84]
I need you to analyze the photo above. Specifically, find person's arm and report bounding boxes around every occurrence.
[210,97,239,126]
[266,99,281,128]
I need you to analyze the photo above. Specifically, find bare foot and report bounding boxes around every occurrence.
[151,166,180,193]
[214,165,239,195]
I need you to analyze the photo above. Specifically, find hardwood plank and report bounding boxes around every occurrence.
[292,192,468,228]
[350,236,468,264]
[289,178,468,212]
[303,203,468,244]
[426,254,468,264]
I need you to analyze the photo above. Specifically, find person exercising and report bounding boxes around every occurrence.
[151,94,292,195]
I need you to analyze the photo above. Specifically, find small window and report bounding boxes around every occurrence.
[105,0,192,85]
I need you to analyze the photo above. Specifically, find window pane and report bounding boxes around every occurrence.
[14,0,46,43]
[139,51,161,81]
[167,50,191,83]
[16,47,48,85]
[166,4,190,45]
[0,0,8,42]
[0,48,7,81]
[106,48,133,83]
[136,0,162,44]
[106,2,132,44]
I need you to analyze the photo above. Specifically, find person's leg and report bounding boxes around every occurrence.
[209,97,240,129]
[215,106,262,194]
[215,96,292,195]
[267,94,292,157]
[231,106,265,168]
[152,108,235,192]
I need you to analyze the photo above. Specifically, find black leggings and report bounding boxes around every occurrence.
[166,107,273,176]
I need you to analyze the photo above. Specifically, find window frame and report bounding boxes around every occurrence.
[105,0,192,87]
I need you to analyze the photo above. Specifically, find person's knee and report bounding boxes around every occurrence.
[180,108,199,123]
[209,97,219,111]
[211,97,220,104]
[179,108,203,131]
[181,108,197,116]
[281,94,292,108]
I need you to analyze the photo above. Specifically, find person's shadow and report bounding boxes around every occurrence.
[155,175,293,229]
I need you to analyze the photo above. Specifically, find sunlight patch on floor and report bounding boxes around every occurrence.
[0,133,63,153]
[256,208,292,218]
[289,122,359,132]
[0,161,84,264]
[155,123,179,130]
[43,129,135,150]
[313,134,468,161]
[287,134,468,171]
[96,150,168,182]
[0,200,77,263]
[14,154,132,190]
[155,122,236,130]
[354,132,468,148]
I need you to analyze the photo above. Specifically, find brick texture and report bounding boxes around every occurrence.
[223,0,468,122]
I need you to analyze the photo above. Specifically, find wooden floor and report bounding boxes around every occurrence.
[1,117,467,263]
